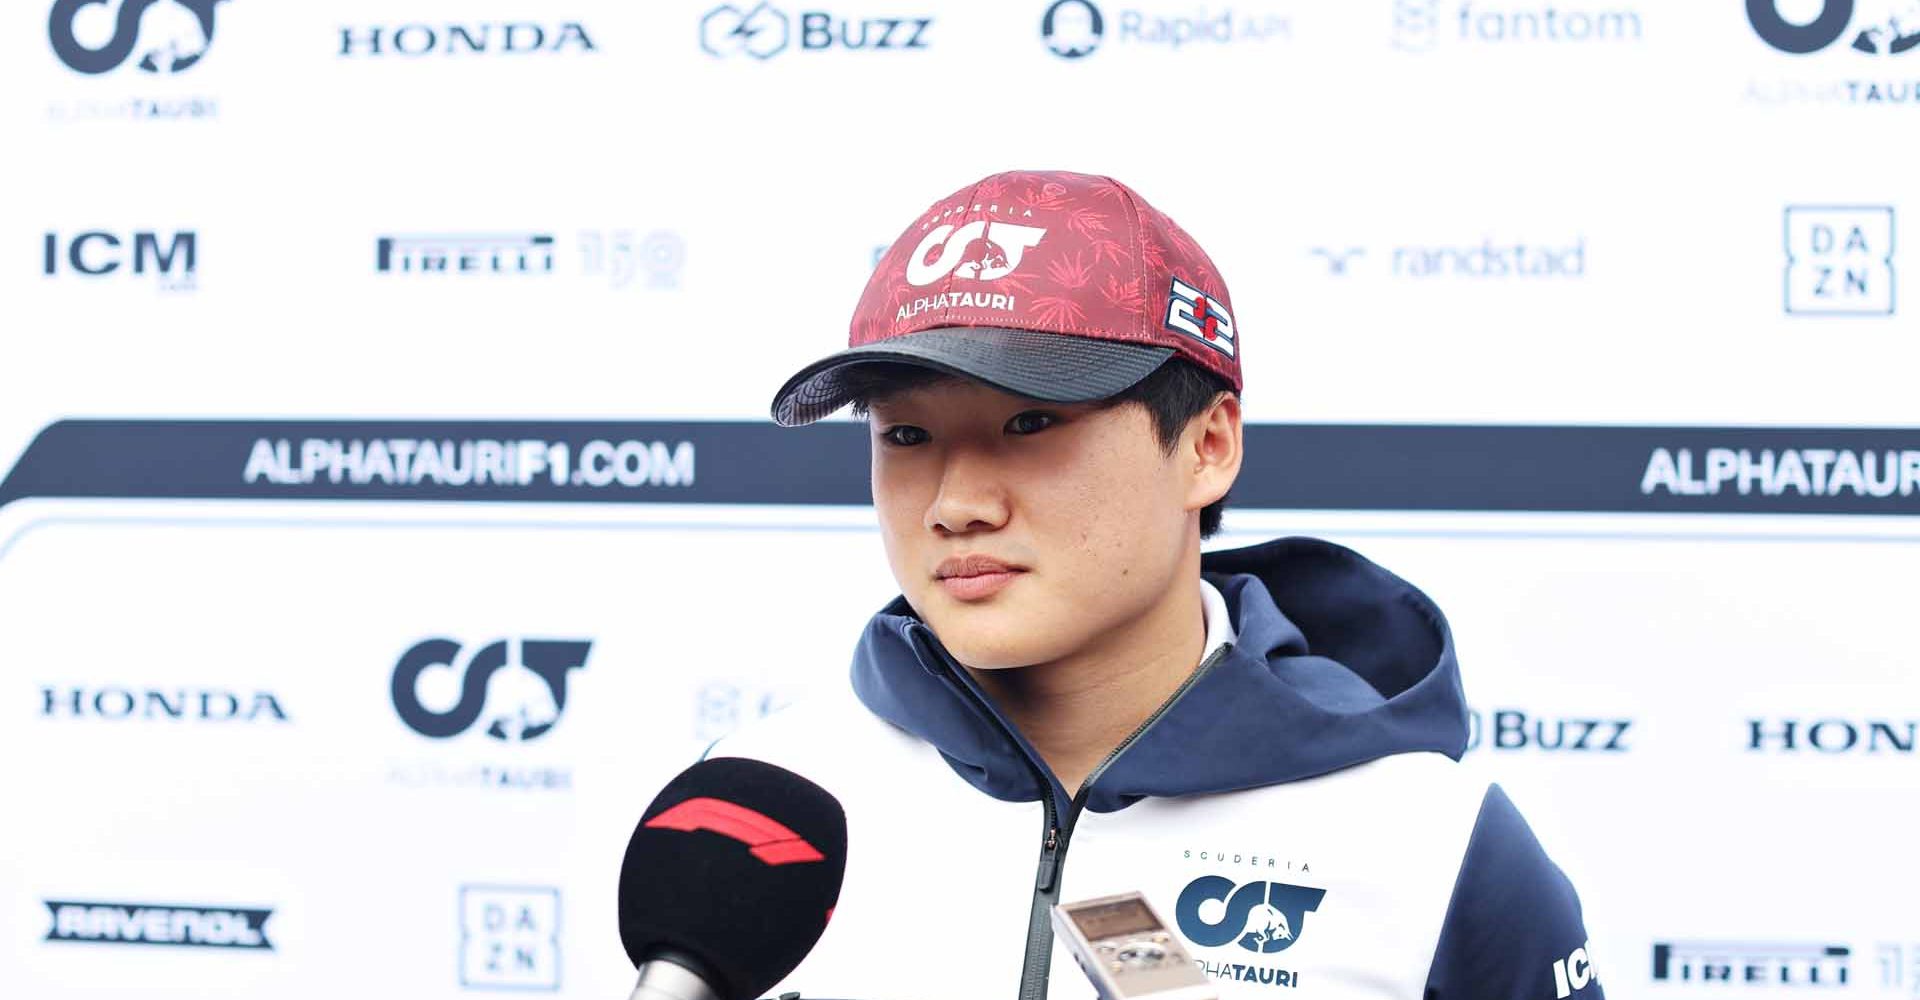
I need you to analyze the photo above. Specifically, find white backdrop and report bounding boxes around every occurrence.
[4,0,1918,997]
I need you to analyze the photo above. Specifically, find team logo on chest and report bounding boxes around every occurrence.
[1176,876,1326,954]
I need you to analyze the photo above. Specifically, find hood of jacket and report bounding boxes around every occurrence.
[849,536,1470,814]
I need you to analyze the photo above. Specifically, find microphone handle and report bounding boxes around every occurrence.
[628,956,722,1000]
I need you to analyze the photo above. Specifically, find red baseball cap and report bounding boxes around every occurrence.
[770,169,1242,426]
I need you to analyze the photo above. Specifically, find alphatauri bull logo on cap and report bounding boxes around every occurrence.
[906,221,1046,286]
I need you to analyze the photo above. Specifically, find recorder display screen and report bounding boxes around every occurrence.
[1073,898,1159,939]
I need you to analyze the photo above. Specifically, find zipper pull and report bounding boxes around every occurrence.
[1036,827,1061,893]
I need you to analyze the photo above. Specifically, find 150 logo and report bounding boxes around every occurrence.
[1175,876,1326,954]
[49,0,225,74]
[391,638,591,741]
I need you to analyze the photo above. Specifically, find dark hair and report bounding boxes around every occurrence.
[842,359,1235,538]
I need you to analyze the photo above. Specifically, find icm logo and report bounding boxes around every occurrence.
[41,686,289,723]
[1175,876,1325,954]
[1653,941,1851,986]
[390,638,591,742]
[339,22,595,57]
[1749,0,1920,55]
[1465,709,1631,752]
[1749,718,1916,753]
[376,234,555,275]
[45,900,273,949]
[700,3,931,59]
[1392,0,1642,49]
[49,0,224,75]
[1552,940,1600,998]
[1785,206,1894,316]
[460,886,560,991]
[1042,0,1104,57]
[906,221,1047,286]
[43,231,196,289]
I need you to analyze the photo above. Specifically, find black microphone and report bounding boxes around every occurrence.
[617,757,848,1000]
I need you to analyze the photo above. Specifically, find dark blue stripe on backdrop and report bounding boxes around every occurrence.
[2,419,1918,515]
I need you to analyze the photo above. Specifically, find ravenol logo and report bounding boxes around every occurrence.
[1175,876,1326,954]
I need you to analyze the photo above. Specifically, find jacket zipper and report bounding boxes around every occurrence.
[1015,643,1233,1000]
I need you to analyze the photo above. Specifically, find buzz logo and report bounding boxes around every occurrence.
[1175,876,1325,954]
[390,638,591,742]
[1552,940,1599,998]
[49,0,225,75]
[905,221,1047,286]
[1166,277,1235,357]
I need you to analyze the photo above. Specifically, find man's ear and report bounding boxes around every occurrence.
[1185,393,1243,513]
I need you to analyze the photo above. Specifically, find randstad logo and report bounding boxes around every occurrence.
[50,0,225,75]
[391,638,591,742]
[1175,876,1327,954]
[906,221,1047,286]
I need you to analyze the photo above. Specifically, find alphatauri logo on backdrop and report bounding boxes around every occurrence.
[1748,0,1920,55]
[49,0,224,74]
[1746,0,1920,105]
[391,638,591,742]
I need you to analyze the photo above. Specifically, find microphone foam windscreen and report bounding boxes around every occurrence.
[617,756,848,1000]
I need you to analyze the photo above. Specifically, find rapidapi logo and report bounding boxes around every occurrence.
[390,638,591,742]
[49,0,226,75]
[1175,876,1326,954]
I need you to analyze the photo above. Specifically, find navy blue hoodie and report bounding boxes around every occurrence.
[714,537,1604,1000]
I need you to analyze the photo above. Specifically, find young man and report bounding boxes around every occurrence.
[715,170,1602,1000]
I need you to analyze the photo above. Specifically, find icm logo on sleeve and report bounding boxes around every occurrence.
[460,886,559,991]
[1785,206,1894,316]
[44,901,273,950]
[1552,940,1598,998]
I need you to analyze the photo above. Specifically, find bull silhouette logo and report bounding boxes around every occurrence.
[1175,876,1327,955]
[49,0,225,75]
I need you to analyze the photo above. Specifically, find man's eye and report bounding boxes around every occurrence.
[881,425,930,446]
[1006,411,1056,435]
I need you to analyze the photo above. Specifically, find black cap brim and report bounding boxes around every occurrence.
[769,327,1176,426]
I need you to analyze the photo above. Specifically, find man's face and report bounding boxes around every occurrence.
[866,377,1212,670]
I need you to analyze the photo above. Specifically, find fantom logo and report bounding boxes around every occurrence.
[1175,876,1327,954]
[49,0,226,75]
[390,638,591,741]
